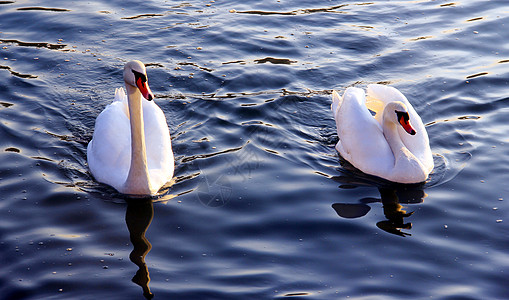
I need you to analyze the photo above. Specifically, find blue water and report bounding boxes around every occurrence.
[0,1,508,299]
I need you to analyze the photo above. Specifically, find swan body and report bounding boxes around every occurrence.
[87,60,174,195]
[332,84,433,184]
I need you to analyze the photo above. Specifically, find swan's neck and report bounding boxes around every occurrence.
[382,114,406,165]
[123,83,152,195]
[382,112,428,183]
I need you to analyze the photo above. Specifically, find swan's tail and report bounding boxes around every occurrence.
[113,87,129,118]
[114,87,127,103]
[331,90,343,117]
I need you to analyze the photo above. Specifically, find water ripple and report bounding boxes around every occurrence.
[16,7,70,12]
[1,0,509,299]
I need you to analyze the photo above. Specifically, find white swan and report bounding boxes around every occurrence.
[87,60,174,195]
[331,84,433,184]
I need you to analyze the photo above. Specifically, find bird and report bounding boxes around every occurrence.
[331,84,433,184]
[87,60,174,196]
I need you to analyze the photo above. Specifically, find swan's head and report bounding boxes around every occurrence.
[123,60,154,101]
[386,102,416,135]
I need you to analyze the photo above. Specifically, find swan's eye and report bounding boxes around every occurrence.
[395,110,416,135]
[132,69,148,89]
[395,110,409,123]
[131,69,147,83]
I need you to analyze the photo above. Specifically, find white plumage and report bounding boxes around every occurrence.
[332,84,433,184]
[87,61,174,195]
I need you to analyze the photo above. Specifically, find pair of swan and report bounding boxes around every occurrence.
[87,61,433,196]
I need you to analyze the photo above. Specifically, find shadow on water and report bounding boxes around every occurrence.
[125,199,155,299]
[331,158,428,237]
[329,124,472,237]
[332,185,425,238]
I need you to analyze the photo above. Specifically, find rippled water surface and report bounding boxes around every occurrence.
[1,1,509,299]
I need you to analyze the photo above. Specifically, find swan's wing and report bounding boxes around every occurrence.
[333,87,394,176]
[87,90,131,190]
[142,100,174,188]
[367,84,433,173]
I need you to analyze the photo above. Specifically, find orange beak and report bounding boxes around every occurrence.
[399,114,416,135]
[136,76,154,101]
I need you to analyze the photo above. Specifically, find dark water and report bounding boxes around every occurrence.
[0,1,508,299]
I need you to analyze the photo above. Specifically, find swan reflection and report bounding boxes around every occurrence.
[376,188,424,237]
[332,174,426,237]
[125,199,154,299]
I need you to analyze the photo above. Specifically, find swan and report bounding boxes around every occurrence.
[87,60,174,196]
[331,84,433,184]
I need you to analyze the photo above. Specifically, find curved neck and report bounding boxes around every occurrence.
[382,111,405,166]
[123,83,152,195]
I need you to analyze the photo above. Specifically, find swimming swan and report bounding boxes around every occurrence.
[331,84,433,184]
[87,60,174,195]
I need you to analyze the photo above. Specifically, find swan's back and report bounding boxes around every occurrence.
[142,97,174,190]
[332,87,395,175]
[87,88,174,193]
[87,88,131,190]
